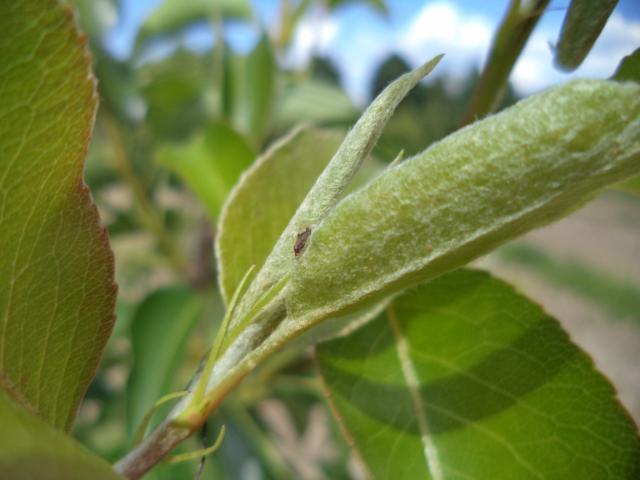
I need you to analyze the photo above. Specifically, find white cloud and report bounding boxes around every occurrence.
[396,2,492,78]
[281,2,640,104]
[282,10,339,69]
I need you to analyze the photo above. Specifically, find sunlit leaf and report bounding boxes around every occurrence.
[217,128,353,304]
[555,0,618,71]
[157,121,254,222]
[317,269,640,479]
[126,287,205,437]
[0,0,116,430]
[235,56,441,322]
[0,390,121,479]
[288,80,640,325]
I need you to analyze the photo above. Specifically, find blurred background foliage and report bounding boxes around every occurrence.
[68,0,639,478]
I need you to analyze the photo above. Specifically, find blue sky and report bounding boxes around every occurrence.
[105,0,640,105]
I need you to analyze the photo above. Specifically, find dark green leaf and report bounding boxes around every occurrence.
[0,0,116,430]
[317,270,640,479]
[555,0,618,71]
[613,48,640,83]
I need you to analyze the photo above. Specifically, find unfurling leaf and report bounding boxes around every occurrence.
[216,127,383,305]
[233,56,442,322]
[288,80,640,325]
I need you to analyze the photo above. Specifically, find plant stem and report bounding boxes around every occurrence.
[114,418,192,479]
[101,111,189,273]
[460,0,549,126]
[114,301,288,478]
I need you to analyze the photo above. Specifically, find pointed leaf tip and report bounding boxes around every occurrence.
[241,55,444,303]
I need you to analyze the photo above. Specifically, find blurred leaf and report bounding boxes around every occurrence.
[73,0,120,40]
[0,0,116,430]
[223,36,275,146]
[157,121,254,222]
[287,80,640,324]
[0,390,121,480]
[498,244,640,323]
[316,269,640,479]
[616,175,640,196]
[140,49,214,140]
[137,0,251,51]
[274,80,359,131]
[613,48,640,83]
[555,0,618,71]
[126,287,205,437]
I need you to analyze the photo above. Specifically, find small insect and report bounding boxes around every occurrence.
[294,227,311,257]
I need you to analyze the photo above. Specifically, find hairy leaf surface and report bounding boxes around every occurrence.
[288,80,640,324]
[0,0,116,430]
[317,270,640,479]
[157,121,254,222]
[0,390,121,479]
[217,128,361,304]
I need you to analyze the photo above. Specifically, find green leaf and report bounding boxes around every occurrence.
[223,36,276,146]
[288,80,640,325]
[140,49,213,140]
[234,56,441,320]
[0,390,121,479]
[126,287,205,437]
[555,0,618,71]
[613,48,640,83]
[274,80,359,132]
[316,269,640,479]
[0,0,116,430]
[217,128,353,304]
[136,0,251,52]
[157,121,254,221]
